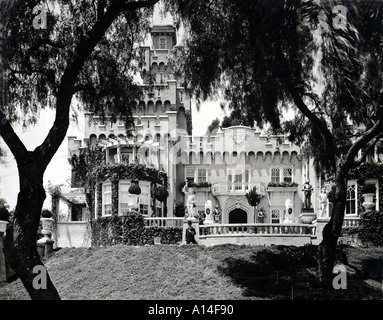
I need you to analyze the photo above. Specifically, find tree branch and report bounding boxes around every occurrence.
[345,110,383,168]
[35,0,160,169]
[351,132,383,168]
[285,81,337,170]
[0,109,28,162]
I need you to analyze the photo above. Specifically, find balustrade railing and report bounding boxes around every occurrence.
[343,217,360,227]
[144,217,184,227]
[199,223,316,237]
[212,182,266,195]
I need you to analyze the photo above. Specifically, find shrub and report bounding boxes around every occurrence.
[41,209,53,218]
[245,187,263,207]
[267,182,298,188]
[174,202,185,217]
[179,181,212,191]
[91,212,182,246]
[154,185,169,202]
[358,211,383,246]
[142,227,182,245]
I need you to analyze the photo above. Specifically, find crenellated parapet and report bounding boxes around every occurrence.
[175,125,301,164]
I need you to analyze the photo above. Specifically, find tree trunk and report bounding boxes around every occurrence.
[4,167,60,300]
[318,169,348,292]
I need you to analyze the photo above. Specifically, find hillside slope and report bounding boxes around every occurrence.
[0,244,381,300]
[0,244,258,300]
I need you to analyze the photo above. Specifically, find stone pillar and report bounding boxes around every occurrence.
[182,218,199,244]
[37,242,45,257]
[44,240,55,257]
[313,217,330,245]
[0,221,8,282]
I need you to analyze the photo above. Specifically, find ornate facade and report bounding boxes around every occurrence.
[64,23,308,226]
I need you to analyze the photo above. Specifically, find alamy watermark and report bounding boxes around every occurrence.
[332,5,348,30]
[332,264,347,290]
[32,4,47,30]
[32,265,47,290]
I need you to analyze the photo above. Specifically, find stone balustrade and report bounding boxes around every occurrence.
[144,217,184,227]
[199,223,317,237]
[212,182,266,196]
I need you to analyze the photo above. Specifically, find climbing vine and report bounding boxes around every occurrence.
[70,146,169,217]
[91,212,182,246]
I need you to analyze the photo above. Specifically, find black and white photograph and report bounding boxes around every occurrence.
[0,0,382,309]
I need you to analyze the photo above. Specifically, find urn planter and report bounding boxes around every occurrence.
[38,217,54,243]
[362,193,375,210]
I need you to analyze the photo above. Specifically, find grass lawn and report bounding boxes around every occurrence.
[0,244,382,300]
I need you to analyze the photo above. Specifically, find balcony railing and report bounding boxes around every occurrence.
[144,217,184,227]
[318,216,361,228]
[199,223,317,237]
[212,182,266,195]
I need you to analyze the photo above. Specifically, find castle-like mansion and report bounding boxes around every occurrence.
[52,23,382,248]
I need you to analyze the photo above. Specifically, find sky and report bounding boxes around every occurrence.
[0,3,227,209]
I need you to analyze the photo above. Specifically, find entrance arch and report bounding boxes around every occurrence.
[229,208,247,224]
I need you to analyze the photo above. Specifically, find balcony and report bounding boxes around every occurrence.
[212,182,266,196]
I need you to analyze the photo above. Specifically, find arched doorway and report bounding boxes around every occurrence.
[229,208,247,224]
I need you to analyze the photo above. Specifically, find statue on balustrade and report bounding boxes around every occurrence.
[182,181,196,219]
[302,180,313,209]
[319,187,328,217]
[213,205,221,223]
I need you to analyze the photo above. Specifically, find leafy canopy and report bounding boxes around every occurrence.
[166,0,383,175]
[1,0,153,129]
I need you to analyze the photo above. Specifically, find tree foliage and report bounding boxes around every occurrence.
[1,0,152,130]
[167,0,383,175]
[245,187,263,207]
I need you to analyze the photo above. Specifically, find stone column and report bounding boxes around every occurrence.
[182,218,199,244]
[0,221,8,282]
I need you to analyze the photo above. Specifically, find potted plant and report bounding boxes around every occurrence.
[362,184,376,210]
[129,179,141,195]
[155,185,169,203]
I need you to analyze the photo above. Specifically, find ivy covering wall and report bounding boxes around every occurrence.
[91,212,182,246]
[72,155,168,217]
